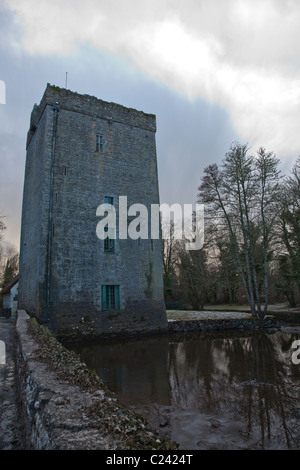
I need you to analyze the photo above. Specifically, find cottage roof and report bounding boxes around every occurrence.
[0,274,19,295]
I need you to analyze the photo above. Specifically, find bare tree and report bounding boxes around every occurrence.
[177,242,208,310]
[0,213,6,244]
[255,147,282,316]
[277,157,300,304]
[0,213,6,285]
[161,220,180,300]
[1,245,19,288]
[198,142,281,319]
[198,145,257,316]
[216,235,241,304]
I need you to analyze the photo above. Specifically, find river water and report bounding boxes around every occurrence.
[69,328,300,450]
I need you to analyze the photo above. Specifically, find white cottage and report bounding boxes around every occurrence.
[0,275,19,317]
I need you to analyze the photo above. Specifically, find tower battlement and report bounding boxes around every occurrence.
[27,84,156,149]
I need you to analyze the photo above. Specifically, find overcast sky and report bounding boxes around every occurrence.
[1,0,300,251]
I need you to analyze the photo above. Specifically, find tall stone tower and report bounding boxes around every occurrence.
[18,84,167,339]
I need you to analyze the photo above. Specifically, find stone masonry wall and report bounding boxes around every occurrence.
[15,311,175,450]
[18,105,53,317]
[168,316,283,333]
[15,311,110,449]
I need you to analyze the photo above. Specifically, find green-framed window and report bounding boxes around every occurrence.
[102,285,120,311]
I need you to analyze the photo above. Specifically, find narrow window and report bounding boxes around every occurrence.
[102,285,120,311]
[96,134,103,152]
[104,196,115,252]
[104,230,115,252]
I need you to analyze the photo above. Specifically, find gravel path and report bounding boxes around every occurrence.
[0,317,24,449]
[167,310,252,321]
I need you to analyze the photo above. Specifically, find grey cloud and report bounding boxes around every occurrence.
[1,0,298,249]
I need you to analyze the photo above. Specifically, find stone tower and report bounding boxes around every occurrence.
[18,84,167,339]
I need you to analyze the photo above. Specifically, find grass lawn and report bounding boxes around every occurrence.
[203,304,251,312]
[166,303,300,322]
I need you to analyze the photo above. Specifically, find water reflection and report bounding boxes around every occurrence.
[69,330,300,449]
